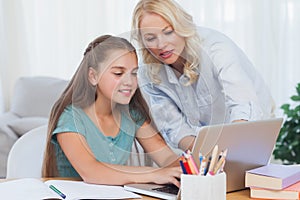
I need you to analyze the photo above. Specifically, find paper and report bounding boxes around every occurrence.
[0,178,141,200]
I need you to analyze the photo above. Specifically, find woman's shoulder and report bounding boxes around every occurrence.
[198,26,231,40]
[197,26,245,59]
[197,26,237,48]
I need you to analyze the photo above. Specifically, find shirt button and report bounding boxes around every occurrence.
[109,143,113,147]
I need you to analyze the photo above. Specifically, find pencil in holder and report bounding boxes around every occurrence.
[180,172,226,200]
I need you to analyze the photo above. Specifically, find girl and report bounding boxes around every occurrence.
[42,35,181,187]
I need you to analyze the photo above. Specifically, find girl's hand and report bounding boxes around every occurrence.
[151,166,182,188]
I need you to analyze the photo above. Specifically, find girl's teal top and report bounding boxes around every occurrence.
[52,105,145,177]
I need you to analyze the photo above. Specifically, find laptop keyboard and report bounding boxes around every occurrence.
[152,184,179,195]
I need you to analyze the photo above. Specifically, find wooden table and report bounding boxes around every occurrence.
[135,189,250,199]
[226,189,251,200]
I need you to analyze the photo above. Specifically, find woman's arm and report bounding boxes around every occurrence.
[138,65,198,150]
[57,132,181,187]
[178,135,196,151]
[204,28,269,121]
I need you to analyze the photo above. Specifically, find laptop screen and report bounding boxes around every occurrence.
[191,118,283,192]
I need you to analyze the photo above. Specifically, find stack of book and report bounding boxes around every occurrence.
[245,163,300,199]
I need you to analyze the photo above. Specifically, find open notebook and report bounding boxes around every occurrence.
[0,178,141,199]
[124,118,283,200]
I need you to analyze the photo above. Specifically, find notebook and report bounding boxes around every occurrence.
[124,118,283,200]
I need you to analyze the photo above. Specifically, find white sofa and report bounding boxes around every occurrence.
[0,76,68,177]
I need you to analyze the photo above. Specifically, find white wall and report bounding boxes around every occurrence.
[1,0,299,115]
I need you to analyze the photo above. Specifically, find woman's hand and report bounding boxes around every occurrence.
[232,119,248,123]
[179,135,196,151]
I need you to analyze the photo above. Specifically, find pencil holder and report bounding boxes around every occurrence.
[180,172,226,200]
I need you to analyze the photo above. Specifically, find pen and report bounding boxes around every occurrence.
[217,150,223,160]
[49,184,66,199]
[220,159,226,172]
[213,149,228,174]
[204,156,211,176]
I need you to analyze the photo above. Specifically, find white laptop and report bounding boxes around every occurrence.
[124,118,283,200]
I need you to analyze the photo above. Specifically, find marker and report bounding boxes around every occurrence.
[186,150,199,175]
[198,153,203,172]
[49,184,66,199]
[179,158,188,174]
[183,152,197,175]
[199,157,207,176]
[182,159,192,174]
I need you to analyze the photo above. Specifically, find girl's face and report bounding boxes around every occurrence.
[95,50,138,105]
[139,12,185,66]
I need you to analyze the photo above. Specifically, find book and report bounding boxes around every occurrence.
[245,163,300,190]
[250,181,300,199]
[0,178,141,199]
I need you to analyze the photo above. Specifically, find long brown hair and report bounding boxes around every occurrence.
[42,35,150,177]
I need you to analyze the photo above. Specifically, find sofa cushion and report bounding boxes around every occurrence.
[7,117,48,137]
[10,76,68,118]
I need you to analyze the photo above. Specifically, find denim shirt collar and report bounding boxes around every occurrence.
[165,64,183,85]
[165,64,191,86]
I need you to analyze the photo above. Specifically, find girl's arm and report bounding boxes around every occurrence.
[136,122,181,167]
[57,132,181,187]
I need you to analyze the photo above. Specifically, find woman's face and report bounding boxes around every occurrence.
[139,12,185,66]
[96,50,138,105]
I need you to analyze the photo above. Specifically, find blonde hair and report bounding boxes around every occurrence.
[42,35,150,177]
[131,0,201,85]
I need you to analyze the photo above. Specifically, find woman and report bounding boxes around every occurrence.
[42,35,181,187]
[131,0,275,150]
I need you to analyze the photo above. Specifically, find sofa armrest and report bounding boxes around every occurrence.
[0,113,19,139]
[7,117,48,137]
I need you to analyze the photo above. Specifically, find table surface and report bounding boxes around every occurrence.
[133,189,251,199]
[0,178,251,199]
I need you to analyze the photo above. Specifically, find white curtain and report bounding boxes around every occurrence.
[179,0,300,115]
[1,0,299,115]
[0,79,4,113]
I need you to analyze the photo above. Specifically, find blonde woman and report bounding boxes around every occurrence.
[42,35,181,187]
[131,0,275,150]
